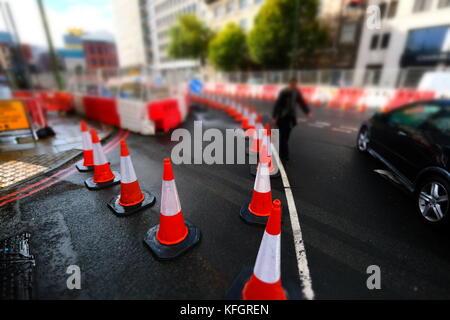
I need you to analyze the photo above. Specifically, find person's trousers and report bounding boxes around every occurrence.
[277,119,293,160]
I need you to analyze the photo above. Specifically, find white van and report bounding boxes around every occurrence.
[418,71,450,92]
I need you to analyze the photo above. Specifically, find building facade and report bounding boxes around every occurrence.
[82,33,119,71]
[353,0,450,88]
[111,0,152,68]
[204,0,265,32]
[59,29,86,72]
[150,0,207,73]
[312,0,367,71]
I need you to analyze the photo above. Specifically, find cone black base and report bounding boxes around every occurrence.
[144,220,201,260]
[76,163,94,172]
[84,171,121,190]
[107,190,156,216]
[224,267,303,300]
[240,199,269,226]
[250,165,281,179]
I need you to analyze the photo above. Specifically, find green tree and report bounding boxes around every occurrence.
[247,0,328,69]
[208,23,248,72]
[168,14,213,65]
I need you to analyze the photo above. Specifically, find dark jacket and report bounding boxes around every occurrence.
[272,88,310,127]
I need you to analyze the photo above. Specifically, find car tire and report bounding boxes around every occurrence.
[416,176,450,225]
[356,126,370,153]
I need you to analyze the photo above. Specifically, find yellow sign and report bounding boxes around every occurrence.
[67,28,85,36]
[0,100,31,132]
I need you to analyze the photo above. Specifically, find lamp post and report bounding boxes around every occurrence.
[36,0,64,90]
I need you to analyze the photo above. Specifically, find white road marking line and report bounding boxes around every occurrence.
[339,126,358,132]
[271,144,315,300]
[332,127,353,134]
[308,123,327,128]
[315,121,331,127]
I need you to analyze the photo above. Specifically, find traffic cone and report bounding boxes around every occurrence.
[226,200,300,300]
[249,114,263,154]
[235,103,243,122]
[144,158,201,260]
[243,200,286,299]
[250,125,280,179]
[107,140,156,216]
[241,106,250,129]
[240,157,272,225]
[84,129,120,190]
[76,120,94,172]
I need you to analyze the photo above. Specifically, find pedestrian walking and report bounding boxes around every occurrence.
[272,78,312,161]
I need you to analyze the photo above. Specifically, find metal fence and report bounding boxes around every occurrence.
[208,66,450,89]
[28,65,450,93]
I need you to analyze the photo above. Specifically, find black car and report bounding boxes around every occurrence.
[357,100,450,224]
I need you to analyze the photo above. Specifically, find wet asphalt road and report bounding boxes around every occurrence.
[2,101,450,300]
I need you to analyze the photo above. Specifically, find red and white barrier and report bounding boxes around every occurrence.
[118,99,155,135]
[200,82,445,112]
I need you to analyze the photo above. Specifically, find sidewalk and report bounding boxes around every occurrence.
[0,113,113,191]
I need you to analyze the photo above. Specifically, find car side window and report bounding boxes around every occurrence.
[388,104,441,128]
[424,109,450,134]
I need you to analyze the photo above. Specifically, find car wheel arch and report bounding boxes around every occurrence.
[414,167,450,192]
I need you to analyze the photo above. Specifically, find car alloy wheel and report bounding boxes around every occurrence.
[418,181,449,223]
[357,127,369,152]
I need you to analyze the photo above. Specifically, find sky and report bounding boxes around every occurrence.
[0,0,115,48]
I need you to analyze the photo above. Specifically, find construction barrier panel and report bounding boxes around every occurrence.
[24,98,48,128]
[39,92,73,112]
[236,84,251,98]
[82,96,120,127]
[261,85,280,101]
[117,99,155,135]
[147,98,182,132]
[386,89,436,111]
[73,93,85,115]
[299,86,316,104]
[13,91,36,99]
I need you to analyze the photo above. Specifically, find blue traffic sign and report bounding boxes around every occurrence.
[189,79,203,94]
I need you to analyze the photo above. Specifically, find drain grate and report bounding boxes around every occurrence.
[0,233,35,300]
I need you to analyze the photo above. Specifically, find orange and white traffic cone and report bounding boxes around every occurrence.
[84,129,120,190]
[250,125,280,179]
[234,102,243,122]
[240,156,272,225]
[243,199,286,299]
[241,106,251,130]
[107,140,156,216]
[226,200,300,299]
[76,120,94,172]
[144,158,201,260]
[248,114,263,154]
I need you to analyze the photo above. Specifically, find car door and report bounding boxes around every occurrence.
[384,103,442,180]
[368,112,400,163]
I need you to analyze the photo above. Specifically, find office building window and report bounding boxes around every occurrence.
[215,5,223,17]
[413,0,432,12]
[379,2,387,19]
[380,33,391,49]
[226,1,234,12]
[340,23,357,44]
[239,0,248,9]
[405,26,449,53]
[364,65,382,86]
[370,34,380,50]
[387,0,398,18]
[438,0,450,7]
[240,19,248,31]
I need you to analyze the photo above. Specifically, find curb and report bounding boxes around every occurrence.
[0,126,115,194]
